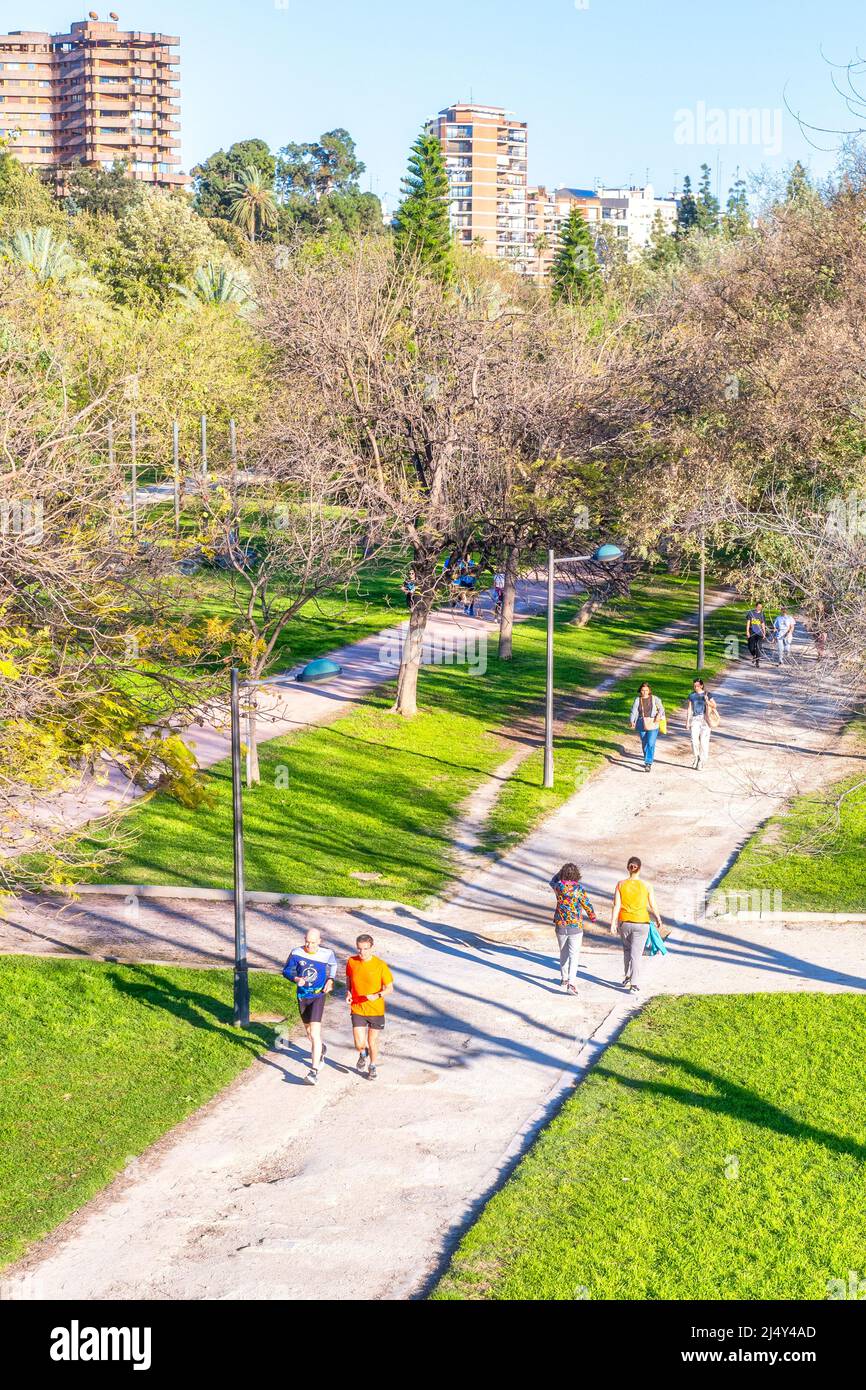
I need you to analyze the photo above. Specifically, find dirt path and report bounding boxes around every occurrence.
[6,627,865,1302]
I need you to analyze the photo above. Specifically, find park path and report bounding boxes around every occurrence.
[30,578,554,841]
[6,625,866,1302]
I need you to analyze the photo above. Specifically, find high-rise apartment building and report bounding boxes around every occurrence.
[428,103,532,275]
[0,14,184,187]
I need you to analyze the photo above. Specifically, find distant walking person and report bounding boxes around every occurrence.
[685,677,718,770]
[402,568,417,611]
[630,681,666,772]
[746,603,767,668]
[345,933,394,1080]
[283,928,337,1085]
[610,857,664,994]
[773,609,795,664]
[549,863,598,995]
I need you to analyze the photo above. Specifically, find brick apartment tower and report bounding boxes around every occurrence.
[428,103,530,275]
[0,13,184,187]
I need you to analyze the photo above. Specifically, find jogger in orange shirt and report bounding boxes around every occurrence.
[345,933,394,1080]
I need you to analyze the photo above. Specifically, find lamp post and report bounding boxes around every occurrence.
[543,549,555,788]
[697,523,706,671]
[543,548,589,789]
[230,667,250,1027]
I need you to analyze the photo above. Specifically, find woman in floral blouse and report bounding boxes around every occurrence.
[549,862,597,996]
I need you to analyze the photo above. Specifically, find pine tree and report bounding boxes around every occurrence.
[722,176,750,239]
[550,208,600,304]
[695,163,720,233]
[643,209,679,269]
[675,175,699,239]
[785,160,814,209]
[394,129,454,283]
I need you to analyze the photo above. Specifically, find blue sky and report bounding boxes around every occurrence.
[17,0,866,205]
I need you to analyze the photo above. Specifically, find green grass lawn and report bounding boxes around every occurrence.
[185,560,407,673]
[0,957,298,1269]
[433,993,866,1301]
[717,753,866,914]
[75,576,728,903]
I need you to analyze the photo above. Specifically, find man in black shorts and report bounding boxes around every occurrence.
[345,934,394,1080]
[283,928,337,1085]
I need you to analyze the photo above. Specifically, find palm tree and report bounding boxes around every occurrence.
[533,232,551,282]
[228,165,278,242]
[175,262,251,308]
[2,226,87,287]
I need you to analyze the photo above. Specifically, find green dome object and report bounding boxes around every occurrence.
[297,658,343,683]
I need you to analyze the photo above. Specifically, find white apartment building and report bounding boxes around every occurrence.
[594,185,678,260]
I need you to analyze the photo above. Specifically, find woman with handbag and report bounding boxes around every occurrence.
[629,681,666,772]
[549,863,597,995]
[685,678,719,770]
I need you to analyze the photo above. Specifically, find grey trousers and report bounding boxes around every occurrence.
[620,922,650,987]
[556,928,583,985]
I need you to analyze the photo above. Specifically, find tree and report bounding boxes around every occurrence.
[695,163,720,233]
[393,129,454,283]
[193,463,388,784]
[784,160,816,210]
[0,148,61,233]
[191,139,276,220]
[257,240,556,715]
[229,164,279,242]
[533,232,551,280]
[0,274,233,889]
[275,129,365,201]
[278,187,384,241]
[675,174,699,238]
[550,208,601,303]
[722,176,750,238]
[104,188,229,308]
[63,160,144,219]
[643,209,680,269]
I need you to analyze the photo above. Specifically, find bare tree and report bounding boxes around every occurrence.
[257,240,566,714]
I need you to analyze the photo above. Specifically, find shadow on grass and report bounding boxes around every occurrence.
[106,965,277,1055]
[598,1043,866,1163]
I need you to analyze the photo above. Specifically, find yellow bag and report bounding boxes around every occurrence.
[659,716,668,735]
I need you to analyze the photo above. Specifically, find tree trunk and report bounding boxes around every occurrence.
[498,543,520,660]
[571,594,603,628]
[392,591,432,717]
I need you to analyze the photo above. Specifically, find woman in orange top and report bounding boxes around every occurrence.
[609,856,663,994]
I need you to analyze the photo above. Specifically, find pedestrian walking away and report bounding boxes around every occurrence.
[549,863,597,995]
[773,609,796,664]
[685,677,718,770]
[746,603,767,668]
[493,569,506,619]
[630,681,666,771]
[609,856,664,994]
[282,928,337,1085]
[402,568,417,611]
[345,933,394,1080]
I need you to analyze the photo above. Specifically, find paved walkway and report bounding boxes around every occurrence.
[26,580,554,840]
[7,630,865,1301]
